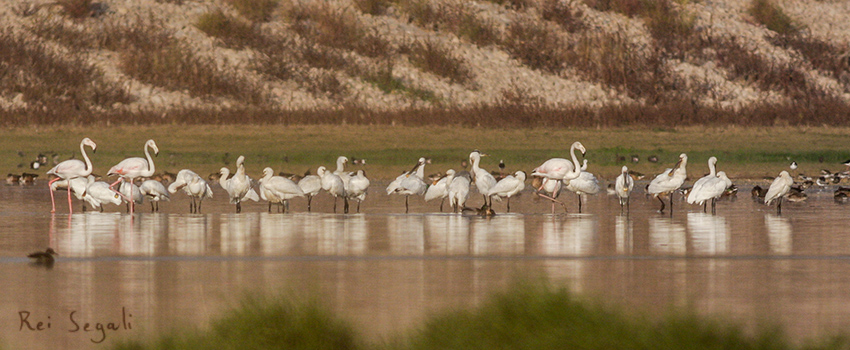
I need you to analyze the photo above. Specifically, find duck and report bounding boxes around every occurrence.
[28,248,57,267]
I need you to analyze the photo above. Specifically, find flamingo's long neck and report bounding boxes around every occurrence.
[144,143,156,176]
[81,140,93,175]
[566,144,582,180]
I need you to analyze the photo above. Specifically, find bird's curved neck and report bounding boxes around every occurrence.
[80,140,93,175]
[708,160,716,177]
[416,163,425,179]
[144,143,156,175]
[220,169,230,187]
[565,144,582,179]
[336,159,346,173]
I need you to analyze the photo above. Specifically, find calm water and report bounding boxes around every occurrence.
[2,182,850,349]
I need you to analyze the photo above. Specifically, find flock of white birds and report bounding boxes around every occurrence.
[41,138,799,216]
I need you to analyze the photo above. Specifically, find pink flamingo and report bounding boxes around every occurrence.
[108,139,159,214]
[47,138,97,213]
[531,141,585,213]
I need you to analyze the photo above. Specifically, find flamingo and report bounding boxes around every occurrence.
[347,170,370,213]
[259,167,304,213]
[46,137,97,213]
[108,139,158,214]
[765,170,794,215]
[469,150,497,206]
[647,153,688,215]
[614,166,634,211]
[317,166,345,213]
[448,171,471,213]
[49,176,89,211]
[565,159,600,213]
[532,141,585,213]
[687,157,729,213]
[386,157,428,213]
[140,179,170,212]
[219,155,260,213]
[487,171,526,213]
[168,169,213,213]
[424,170,454,211]
[297,173,322,212]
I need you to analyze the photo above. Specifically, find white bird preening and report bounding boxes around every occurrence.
[469,150,497,206]
[386,157,428,213]
[614,166,634,211]
[168,169,213,213]
[424,170,454,211]
[531,141,585,213]
[219,155,260,213]
[565,159,600,213]
[765,170,794,215]
[448,170,471,213]
[297,173,322,212]
[47,137,97,214]
[83,176,123,212]
[119,179,143,213]
[346,170,370,213]
[259,167,304,213]
[140,179,170,212]
[318,166,345,213]
[687,157,732,214]
[487,170,526,213]
[108,139,158,214]
[647,153,688,215]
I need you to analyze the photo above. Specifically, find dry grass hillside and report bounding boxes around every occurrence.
[1,0,849,127]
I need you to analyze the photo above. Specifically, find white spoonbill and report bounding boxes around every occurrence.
[532,141,585,213]
[387,157,428,213]
[469,150,497,206]
[687,157,729,213]
[346,170,370,213]
[46,137,97,213]
[259,167,304,213]
[318,166,345,213]
[219,155,260,213]
[647,153,688,215]
[765,170,794,215]
[168,169,212,213]
[140,179,170,212]
[487,170,526,212]
[565,159,600,213]
[297,173,322,212]
[614,166,634,211]
[424,170,454,211]
[83,176,122,212]
[108,139,158,214]
[448,171,471,213]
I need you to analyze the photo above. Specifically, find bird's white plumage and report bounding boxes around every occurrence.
[687,157,719,205]
[614,166,633,205]
[488,171,526,200]
[259,167,304,203]
[448,171,471,211]
[648,153,688,195]
[765,171,794,206]
[469,151,496,196]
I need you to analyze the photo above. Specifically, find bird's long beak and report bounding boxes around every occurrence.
[668,159,683,176]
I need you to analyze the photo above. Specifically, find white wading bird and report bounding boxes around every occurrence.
[47,137,97,214]
[647,153,688,215]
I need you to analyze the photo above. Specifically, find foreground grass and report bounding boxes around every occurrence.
[110,282,847,350]
[5,125,850,181]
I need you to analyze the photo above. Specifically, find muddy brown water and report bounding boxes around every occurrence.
[2,182,850,349]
